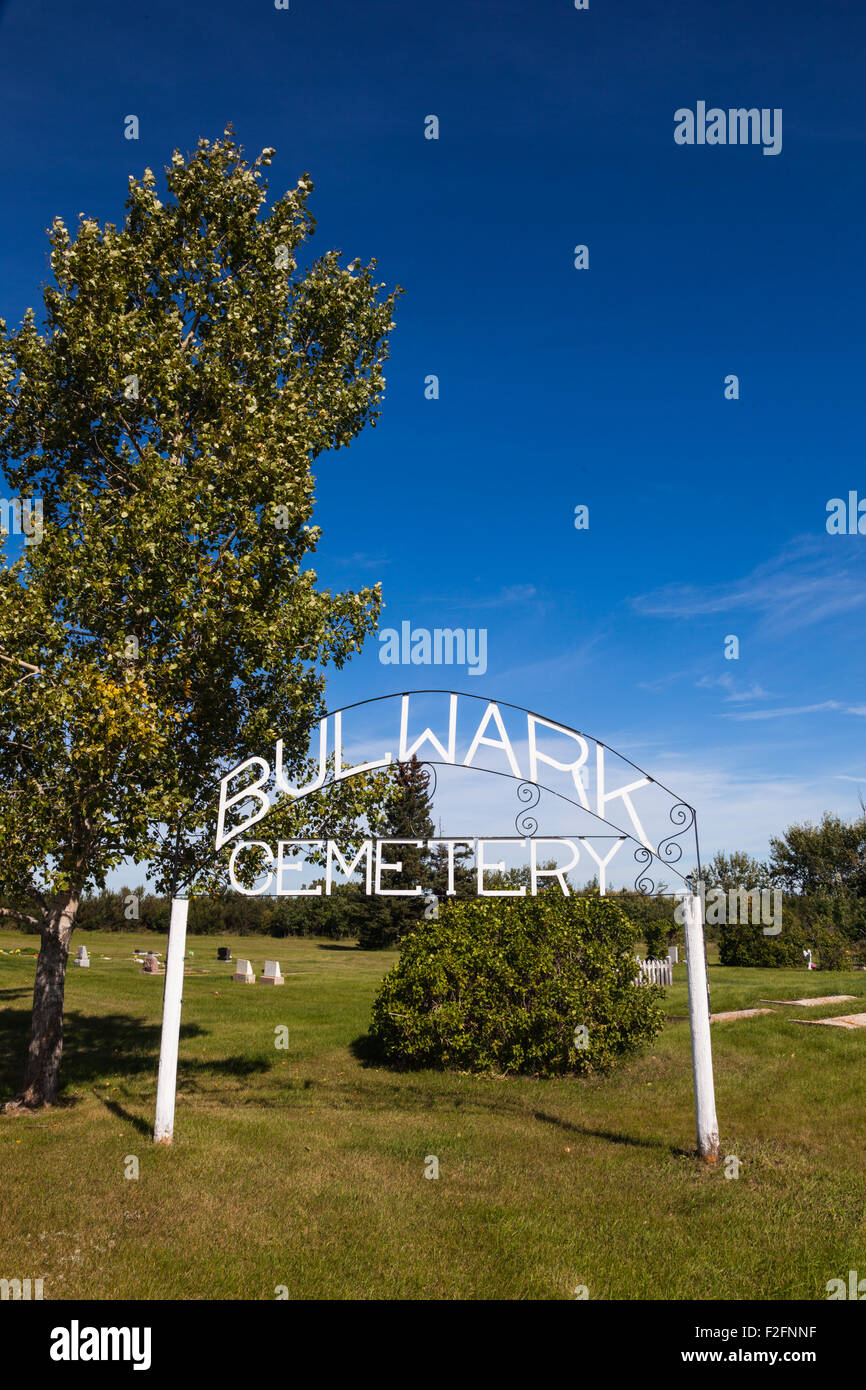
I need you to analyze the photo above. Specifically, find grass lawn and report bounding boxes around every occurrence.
[1,929,865,1300]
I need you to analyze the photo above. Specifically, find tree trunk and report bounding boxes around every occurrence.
[6,890,81,1109]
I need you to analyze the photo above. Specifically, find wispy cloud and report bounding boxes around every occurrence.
[419,583,539,611]
[725,700,866,722]
[488,583,537,606]
[330,551,390,570]
[695,673,774,702]
[632,536,866,637]
[493,630,605,686]
[639,670,774,702]
[637,668,694,694]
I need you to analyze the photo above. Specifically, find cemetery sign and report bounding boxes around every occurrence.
[155,690,719,1166]
[214,690,702,898]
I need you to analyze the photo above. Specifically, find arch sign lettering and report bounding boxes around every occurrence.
[154,690,720,1164]
[214,691,701,901]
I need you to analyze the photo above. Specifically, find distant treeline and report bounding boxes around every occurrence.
[10,879,682,944]
[5,804,864,969]
[74,883,375,940]
[5,881,865,969]
[53,876,866,970]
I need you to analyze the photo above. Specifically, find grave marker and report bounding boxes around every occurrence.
[759,995,856,1007]
[789,1012,866,1029]
[232,958,256,983]
[261,960,285,986]
[710,1008,776,1022]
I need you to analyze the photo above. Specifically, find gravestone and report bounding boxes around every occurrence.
[711,1008,776,1022]
[142,953,161,974]
[217,947,232,962]
[668,946,679,964]
[232,958,255,984]
[261,960,285,986]
[789,1012,866,1029]
[759,995,856,1008]
[75,946,90,968]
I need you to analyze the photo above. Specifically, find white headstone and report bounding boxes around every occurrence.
[261,960,285,986]
[232,958,256,983]
[75,946,90,968]
[668,946,679,964]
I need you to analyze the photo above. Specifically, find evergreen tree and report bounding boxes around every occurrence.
[427,820,475,903]
[357,757,436,949]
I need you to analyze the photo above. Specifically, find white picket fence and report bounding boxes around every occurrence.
[635,957,673,987]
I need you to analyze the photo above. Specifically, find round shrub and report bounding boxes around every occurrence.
[718,916,811,967]
[365,895,666,1077]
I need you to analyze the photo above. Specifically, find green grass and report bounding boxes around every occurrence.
[1,929,865,1300]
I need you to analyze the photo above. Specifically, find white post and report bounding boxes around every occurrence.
[153,896,188,1145]
[683,893,719,1164]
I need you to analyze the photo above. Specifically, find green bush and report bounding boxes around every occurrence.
[717,911,856,970]
[365,895,666,1077]
[813,923,852,971]
[642,918,670,960]
[718,915,810,967]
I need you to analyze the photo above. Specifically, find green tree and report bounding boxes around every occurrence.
[0,131,400,1108]
[427,829,475,903]
[700,850,770,893]
[357,757,436,949]
[768,811,866,898]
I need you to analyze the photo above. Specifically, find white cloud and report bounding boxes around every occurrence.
[632,535,866,638]
[725,701,866,721]
[695,673,774,702]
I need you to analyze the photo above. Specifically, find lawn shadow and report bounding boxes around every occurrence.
[101,1096,152,1137]
[0,1006,269,1107]
[345,1039,692,1157]
[532,1109,689,1157]
[317,943,361,952]
[349,1031,388,1065]
[0,1006,207,1101]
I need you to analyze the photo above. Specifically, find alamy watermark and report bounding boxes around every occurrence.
[826,492,866,535]
[49,1322,152,1370]
[826,1270,866,1299]
[675,882,782,935]
[674,103,782,156]
[1,1277,44,1300]
[379,621,487,677]
[0,497,43,545]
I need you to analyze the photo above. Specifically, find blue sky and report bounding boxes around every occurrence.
[2,0,865,876]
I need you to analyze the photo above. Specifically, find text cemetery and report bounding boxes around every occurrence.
[214,694,681,897]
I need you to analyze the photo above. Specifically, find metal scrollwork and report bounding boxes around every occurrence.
[633,846,655,895]
[515,781,541,836]
[656,802,695,866]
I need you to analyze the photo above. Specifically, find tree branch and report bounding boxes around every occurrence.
[0,905,42,928]
[0,650,44,675]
